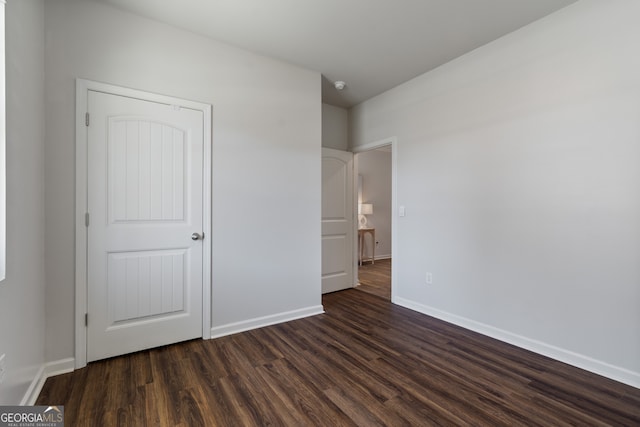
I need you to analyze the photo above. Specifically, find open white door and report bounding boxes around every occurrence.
[86,90,206,362]
[321,148,355,293]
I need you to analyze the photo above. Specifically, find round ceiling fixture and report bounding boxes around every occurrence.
[334,81,346,91]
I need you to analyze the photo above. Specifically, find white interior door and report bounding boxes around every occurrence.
[87,90,205,362]
[322,148,355,293]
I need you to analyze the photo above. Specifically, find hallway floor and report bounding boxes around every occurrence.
[356,258,391,300]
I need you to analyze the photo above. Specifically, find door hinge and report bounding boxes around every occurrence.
[85,212,90,227]
[85,112,90,127]
[85,313,88,327]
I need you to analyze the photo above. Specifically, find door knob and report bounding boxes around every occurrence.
[191,232,204,241]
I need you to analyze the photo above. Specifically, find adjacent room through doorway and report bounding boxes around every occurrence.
[354,144,392,300]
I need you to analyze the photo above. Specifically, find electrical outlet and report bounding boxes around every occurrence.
[0,354,6,384]
[425,272,433,285]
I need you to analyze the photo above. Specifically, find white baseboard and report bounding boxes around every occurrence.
[211,305,325,339]
[394,297,640,389]
[360,254,391,262]
[21,358,75,406]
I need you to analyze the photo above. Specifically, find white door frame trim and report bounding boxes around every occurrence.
[75,79,212,368]
[352,137,398,302]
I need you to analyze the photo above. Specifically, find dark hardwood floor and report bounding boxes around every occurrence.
[38,289,640,426]
[357,258,391,300]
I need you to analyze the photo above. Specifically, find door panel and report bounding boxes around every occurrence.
[110,121,186,222]
[321,148,354,293]
[107,249,186,323]
[87,91,204,362]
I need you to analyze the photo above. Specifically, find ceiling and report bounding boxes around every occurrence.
[96,0,577,108]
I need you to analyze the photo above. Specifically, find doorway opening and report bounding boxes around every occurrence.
[353,138,396,301]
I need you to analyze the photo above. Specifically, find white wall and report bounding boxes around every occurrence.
[44,0,322,361]
[0,0,46,404]
[356,149,392,259]
[321,103,348,150]
[351,0,640,387]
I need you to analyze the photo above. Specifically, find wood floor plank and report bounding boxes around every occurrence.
[516,391,613,427]
[216,375,264,425]
[357,258,392,300]
[194,376,242,426]
[259,328,338,392]
[255,358,356,426]
[237,364,305,426]
[371,357,471,426]
[324,386,396,427]
[300,338,400,404]
[37,272,640,426]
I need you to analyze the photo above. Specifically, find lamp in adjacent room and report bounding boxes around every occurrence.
[358,203,373,229]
